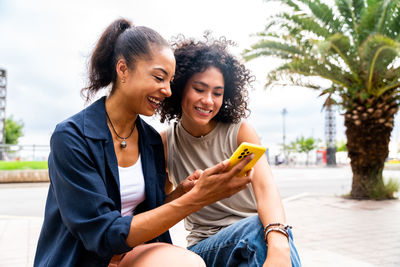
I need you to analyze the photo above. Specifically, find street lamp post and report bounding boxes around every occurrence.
[0,69,6,160]
[282,108,287,163]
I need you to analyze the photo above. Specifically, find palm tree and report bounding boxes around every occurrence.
[243,0,400,199]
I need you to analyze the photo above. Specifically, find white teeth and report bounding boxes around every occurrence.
[148,97,161,105]
[195,107,212,113]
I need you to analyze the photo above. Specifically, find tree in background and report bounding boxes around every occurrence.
[336,140,347,152]
[292,136,319,165]
[5,116,24,144]
[243,0,400,199]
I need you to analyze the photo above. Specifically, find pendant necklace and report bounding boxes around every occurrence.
[105,111,136,149]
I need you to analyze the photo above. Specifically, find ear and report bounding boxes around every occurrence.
[116,58,129,82]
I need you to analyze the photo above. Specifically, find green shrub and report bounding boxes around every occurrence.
[368,178,399,200]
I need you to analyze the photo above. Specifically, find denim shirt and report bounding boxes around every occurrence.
[34,97,171,267]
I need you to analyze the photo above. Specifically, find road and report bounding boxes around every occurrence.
[1,165,399,218]
[273,166,400,198]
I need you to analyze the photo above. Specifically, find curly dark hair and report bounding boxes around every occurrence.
[159,35,253,123]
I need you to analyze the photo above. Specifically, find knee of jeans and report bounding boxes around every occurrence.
[237,216,266,252]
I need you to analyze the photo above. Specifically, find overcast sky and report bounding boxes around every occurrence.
[1,0,398,155]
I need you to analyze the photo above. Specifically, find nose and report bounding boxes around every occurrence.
[201,92,213,105]
[161,83,172,97]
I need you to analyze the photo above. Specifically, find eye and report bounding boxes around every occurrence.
[153,76,164,82]
[213,92,223,97]
[194,87,204,93]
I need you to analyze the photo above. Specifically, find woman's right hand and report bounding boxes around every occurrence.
[188,155,253,206]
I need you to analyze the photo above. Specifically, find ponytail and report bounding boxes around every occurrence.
[82,18,169,102]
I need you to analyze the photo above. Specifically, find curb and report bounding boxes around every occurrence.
[0,170,49,183]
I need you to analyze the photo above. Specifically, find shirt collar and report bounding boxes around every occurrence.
[83,96,161,145]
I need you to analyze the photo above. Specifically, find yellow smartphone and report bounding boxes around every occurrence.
[229,142,266,176]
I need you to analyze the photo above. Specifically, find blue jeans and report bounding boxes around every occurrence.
[188,215,301,267]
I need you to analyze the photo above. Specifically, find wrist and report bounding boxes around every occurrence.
[176,187,204,212]
[266,231,290,248]
[263,223,292,246]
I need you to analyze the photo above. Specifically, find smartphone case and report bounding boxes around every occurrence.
[229,142,266,176]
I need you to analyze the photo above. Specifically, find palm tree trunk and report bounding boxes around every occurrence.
[344,100,396,199]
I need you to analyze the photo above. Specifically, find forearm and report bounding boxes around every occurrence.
[126,190,201,247]
[255,181,291,267]
[252,166,291,266]
[252,159,286,227]
[256,181,286,226]
[256,181,290,244]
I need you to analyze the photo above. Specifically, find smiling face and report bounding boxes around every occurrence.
[116,45,176,116]
[180,66,225,136]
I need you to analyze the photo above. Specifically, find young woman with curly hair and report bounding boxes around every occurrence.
[159,37,301,267]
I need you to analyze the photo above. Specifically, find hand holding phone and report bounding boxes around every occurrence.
[229,142,266,176]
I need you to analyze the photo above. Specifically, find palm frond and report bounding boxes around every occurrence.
[358,0,385,43]
[282,12,331,38]
[352,0,366,23]
[376,81,400,97]
[317,33,361,84]
[335,0,360,42]
[296,0,343,33]
[285,58,353,89]
[242,40,303,61]
[358,34,400,93]
[265,68,325,90]
[381,1,400,40]
[376,0,397,34]
[281,0,301,11]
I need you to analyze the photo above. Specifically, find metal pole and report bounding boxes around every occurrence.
[0,69,6,160]
[282,108,287,163]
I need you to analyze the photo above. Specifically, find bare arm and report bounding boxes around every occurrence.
[237,121,290,266]
[126,154,253,247]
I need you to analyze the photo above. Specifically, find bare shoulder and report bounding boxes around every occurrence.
[237,120,261,145]
[160,130,167,145]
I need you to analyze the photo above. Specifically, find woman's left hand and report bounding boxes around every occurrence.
[180,169,203,193]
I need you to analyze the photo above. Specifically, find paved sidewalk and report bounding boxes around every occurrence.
[0,193,399,266]
[284,194,400,267]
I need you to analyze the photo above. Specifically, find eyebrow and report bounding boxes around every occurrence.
[154,67,168,76]
[193,81,224,90]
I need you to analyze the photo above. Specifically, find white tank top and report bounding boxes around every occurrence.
[118,156,146,217]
